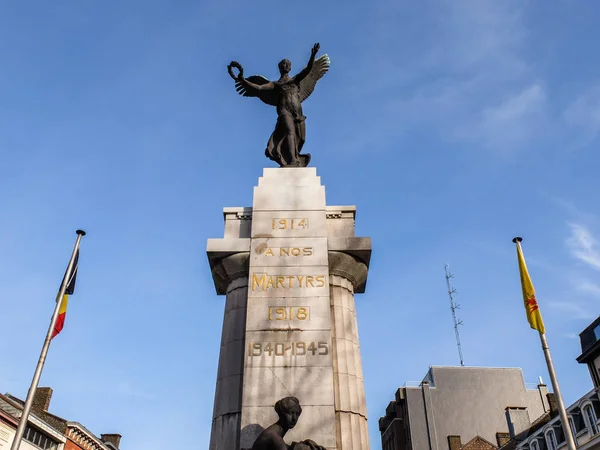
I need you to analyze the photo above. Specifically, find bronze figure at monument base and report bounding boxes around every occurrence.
[249,397,327,450]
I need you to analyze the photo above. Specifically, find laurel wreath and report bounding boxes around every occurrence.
[227,61,243,80]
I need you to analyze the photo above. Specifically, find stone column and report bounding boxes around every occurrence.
[240,168,336,450]
[329,251,370,450]
[207,169,372,450]
[209,252,250,450]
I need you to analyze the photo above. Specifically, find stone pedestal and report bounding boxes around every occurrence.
[207,168,371,450]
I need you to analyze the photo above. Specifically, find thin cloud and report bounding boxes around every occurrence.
[566,223,600,271]
[539,194,598,224]
[328,0,541,154]
[475,84,547,150]
[564,83,600,148]
[575,280,600,298]
[370,1,547,154]
[547,301,596,320]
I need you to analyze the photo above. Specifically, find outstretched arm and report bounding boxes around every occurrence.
[294,43,319,83]
[239,76,275,91]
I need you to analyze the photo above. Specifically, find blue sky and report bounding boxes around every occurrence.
[1,1,599,448]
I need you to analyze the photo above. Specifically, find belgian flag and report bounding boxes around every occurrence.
[51,249,79,339]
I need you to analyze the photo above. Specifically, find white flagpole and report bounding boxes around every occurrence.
[539,331,577,450]
[512,237,576,450]
[10,230,85,450]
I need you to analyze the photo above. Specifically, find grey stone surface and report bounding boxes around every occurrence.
[336,412,370,450]
[209,274,248,450]
[325,207,357,238]
[208,251,250,295]
[253,185,326,211]
[223,207,253,239]
[207,167,372,450]
[257,167,320,184]
[241,366,335,407]
[225,278,249,309]
[244,330,333,368]
[242,168,335,449]
[327,237,372,267]
[245,296,332,331]
[329,274,370,450]
[250,237,328,267]
[210,413,242,450]
[248,267,330,298]
[217,339,245,379]
[213,374,243,416]
[251,211,328,238]
[221,308,247,344]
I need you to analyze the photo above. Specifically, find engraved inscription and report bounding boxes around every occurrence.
[263,247,313,257]
[271,218,309,230]
[252,273,326,291]
[268,306,310,320]
[248,341,329,357]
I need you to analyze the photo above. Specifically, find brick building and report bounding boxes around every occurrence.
[0,387,121,450]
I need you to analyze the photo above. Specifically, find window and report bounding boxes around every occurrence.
[23,426,58,450]
[584,405,599,435]
[591,366,600,388]
[530,439,540,450]
[593,323,600,341]
[568,417,578,445]
[545,429,558,450]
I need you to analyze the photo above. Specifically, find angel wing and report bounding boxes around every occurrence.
[298,54,330,103]
[234,75,278,106]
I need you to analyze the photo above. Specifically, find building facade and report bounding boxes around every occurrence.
[380,316,600,450]
[502,316,600,450]
[577,316,600,392]
[379,366,551,450]
[0,393,66,450]
[500,387,600,450]
[0,387,121,450]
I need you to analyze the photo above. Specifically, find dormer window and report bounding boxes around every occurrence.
[568,416,578,445]
[530,439,540,450]
[545,429,558,450]
[584,404,599,435]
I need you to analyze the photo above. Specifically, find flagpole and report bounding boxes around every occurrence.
[10,230,85,450]
[538,330,577,450]
[512,237,576,450]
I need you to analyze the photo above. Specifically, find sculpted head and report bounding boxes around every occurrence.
[278,59,291,75]
[275,396,302,429]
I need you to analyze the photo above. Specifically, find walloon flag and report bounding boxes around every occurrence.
[513,237,545,333]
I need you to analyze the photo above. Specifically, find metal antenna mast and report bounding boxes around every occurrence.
[445,264,464,366]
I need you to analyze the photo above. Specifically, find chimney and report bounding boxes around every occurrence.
[448,435,462,450]
[537,383,549,412]
[101,434,122,448]
[32,387,53,413]
[505,407,531,440]
[547,393,558,414]
[496,432,511,447]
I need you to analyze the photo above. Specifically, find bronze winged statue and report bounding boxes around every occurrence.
[227,43,330,167]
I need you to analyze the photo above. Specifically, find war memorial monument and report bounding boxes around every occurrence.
[206,43,372,450]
